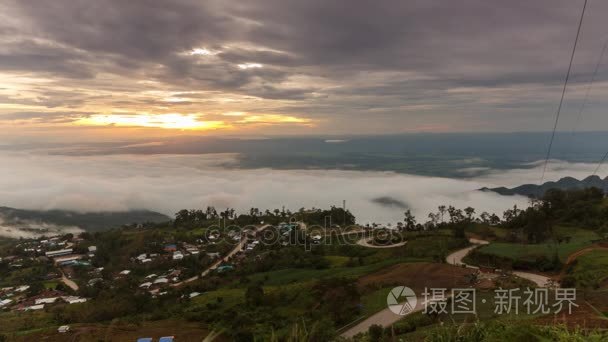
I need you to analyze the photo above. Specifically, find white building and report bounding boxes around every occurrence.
[35,297,59,305]
[63,296,87,304]
[172,251,184,260]
[24,304,45,311]
[45,249,73,258]
[153,278,169,285]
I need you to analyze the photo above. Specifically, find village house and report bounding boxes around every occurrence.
[45,248,73,258]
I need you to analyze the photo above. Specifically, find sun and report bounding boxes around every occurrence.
[76,113,227,130]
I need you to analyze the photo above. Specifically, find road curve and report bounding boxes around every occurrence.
[357,238,407,248]
[446,238,553,287]
[341,299,424,338]
[445,239,488,268]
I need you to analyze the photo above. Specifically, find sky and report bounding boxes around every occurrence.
[2,0,608,142]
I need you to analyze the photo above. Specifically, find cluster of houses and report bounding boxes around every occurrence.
[136,269,185,297]
[133,242,207,265]
[1,224,305,316]
[0,287,87,312]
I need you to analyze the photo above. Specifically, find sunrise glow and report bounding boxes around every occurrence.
[76,113,227,130]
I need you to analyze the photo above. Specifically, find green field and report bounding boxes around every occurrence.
[324,255,350,268]
[477,226,599,262]
[360,286,394,317]
[568,249,608,289]
[244,259,410,286]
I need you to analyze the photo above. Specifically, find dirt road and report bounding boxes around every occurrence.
[60,270,79,291]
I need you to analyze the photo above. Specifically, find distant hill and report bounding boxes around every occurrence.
[0,207,171,232]
[479,175,608,197]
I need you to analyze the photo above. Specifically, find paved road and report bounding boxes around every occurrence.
[357,238,407,248]
[175,225,270,286]
[341,299,424,338]
[445,239,488,268]
[446,238,552,287]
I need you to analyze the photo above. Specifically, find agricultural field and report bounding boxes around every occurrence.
[566,249,608,289]
[475,226,600,263]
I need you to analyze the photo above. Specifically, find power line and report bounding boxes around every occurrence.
[592,150,608,176]
[540,0,588,184]
[571,38,608,135]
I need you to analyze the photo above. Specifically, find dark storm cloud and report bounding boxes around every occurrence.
[11,0,234,60]
[2,0,608,131]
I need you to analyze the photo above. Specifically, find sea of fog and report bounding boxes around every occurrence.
[0,150,603,233]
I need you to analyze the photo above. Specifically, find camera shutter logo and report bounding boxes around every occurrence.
[387,286,417,315]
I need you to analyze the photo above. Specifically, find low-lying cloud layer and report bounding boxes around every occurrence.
[0,152,600,229]
[0,215,82,239]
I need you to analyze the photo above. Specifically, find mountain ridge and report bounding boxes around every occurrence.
[0,206,171,232]
[479,175,608,197]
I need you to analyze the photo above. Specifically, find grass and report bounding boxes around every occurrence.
[569,249,608,289]
[477,226,599,262]
[324,255,350,268]
[360,286,395,316]
[190,288,245,309]
[0,310,57,335]
[244,258,427,286]
[43,281,59,289]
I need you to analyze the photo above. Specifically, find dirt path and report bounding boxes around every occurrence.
[564,245,608,265]
[557,245,608,280]
[60,270,79,291]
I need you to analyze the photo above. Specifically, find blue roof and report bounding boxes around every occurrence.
[159,337,174,342]
[136,338,153,342]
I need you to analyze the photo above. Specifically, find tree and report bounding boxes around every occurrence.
[245,283,264,306]
[404,210,417,230]
[447,206,464,223]
[174,209,190,227]
[368,324,384,342]
[427,212,439,227]
[312,278,360,324]
[438,205,447,223]
[489,213,501,225]
[464,207,475,221]
[479,211,490,224]
[206,206,218,219]
[503,204,520,222]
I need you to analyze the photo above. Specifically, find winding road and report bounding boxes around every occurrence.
[341,237,556,337]
[356,238,407,248]
[341,300,424,338]
[445,238,553,287]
